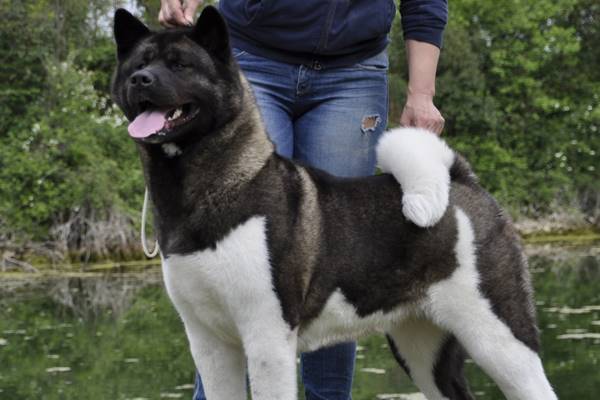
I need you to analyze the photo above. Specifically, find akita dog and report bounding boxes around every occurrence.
[111,6,557,400]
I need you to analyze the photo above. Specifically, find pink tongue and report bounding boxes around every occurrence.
[128,110,168,138]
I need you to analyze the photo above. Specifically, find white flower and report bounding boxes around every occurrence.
[46,367,71,373]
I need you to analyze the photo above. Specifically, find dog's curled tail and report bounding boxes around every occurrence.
[376,127,455,228]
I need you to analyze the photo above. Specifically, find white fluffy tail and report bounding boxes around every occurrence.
[376,128,454,227]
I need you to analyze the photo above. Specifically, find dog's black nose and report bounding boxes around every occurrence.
[130,70,155,87]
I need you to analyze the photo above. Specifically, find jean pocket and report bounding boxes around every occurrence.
[354,50,389,71]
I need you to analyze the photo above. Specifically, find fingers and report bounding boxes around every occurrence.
[419,111,444,135]
[399,95,445,135]
[183,0,202,24]
[400,107,445,135]
[158,9,174,27]
[159,0,193,27]
[432,115,445,135]
[399,108,412,129]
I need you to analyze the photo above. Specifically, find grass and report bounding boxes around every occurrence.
[522,230,600,245]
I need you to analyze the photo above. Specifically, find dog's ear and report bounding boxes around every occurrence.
[114,9,150,60]
[191,6,231,62]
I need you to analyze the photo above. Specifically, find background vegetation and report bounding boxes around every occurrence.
[1,0,598,261]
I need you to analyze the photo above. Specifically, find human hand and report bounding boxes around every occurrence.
[399,92,445,135]
[159,0,202,27]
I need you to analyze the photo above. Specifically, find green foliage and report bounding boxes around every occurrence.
[0,58,141,240]
[75,38,120,97]
[389,0,600,212]
[450,136,530,205]
[0,1,49,133]
[462,0,598,211]
[0,0,598,255]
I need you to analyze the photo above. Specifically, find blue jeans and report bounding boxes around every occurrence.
[193,49,389,400]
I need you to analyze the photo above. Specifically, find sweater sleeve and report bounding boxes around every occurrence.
[399,0,448,48]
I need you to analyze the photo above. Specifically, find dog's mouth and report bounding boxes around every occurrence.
[128,102,200,140]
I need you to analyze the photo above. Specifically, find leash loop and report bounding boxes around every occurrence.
[141,187,160,258]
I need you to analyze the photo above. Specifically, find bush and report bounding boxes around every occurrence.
[0,57,142,257]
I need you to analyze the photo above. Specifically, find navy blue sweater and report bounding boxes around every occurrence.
[219,0,448,69]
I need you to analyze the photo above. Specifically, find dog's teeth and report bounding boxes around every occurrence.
[167,108,183,121]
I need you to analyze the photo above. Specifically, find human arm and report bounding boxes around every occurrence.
[400,39,444,134]
[399,0,448,135]
[159,0,202,27]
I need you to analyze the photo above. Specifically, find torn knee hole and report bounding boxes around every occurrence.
[361,115,381,133]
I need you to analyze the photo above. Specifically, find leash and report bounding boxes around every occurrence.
[141,187,160,258]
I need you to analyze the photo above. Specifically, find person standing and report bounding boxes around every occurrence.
[158,1,447,399]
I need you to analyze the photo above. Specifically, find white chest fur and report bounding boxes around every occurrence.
[162,216,299,400]
[161,216,290,346]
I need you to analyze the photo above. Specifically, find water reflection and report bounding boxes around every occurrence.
[0,246,598,399]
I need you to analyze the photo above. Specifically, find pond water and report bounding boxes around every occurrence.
[1,244,599,399]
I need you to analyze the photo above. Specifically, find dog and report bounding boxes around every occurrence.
[111,6,557,400]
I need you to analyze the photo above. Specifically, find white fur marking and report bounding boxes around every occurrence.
[298,289,412,352]
[162,142,182,157]
[376,128,454,227]
[425,208,557,400]
[162,216,297,400]
[159,210,557,400]
[388,319,449,400]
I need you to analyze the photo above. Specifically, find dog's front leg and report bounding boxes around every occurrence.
[185,320,247,400]
[243,327,298,400]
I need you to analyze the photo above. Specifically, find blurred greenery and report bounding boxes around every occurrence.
[0,0,598,257]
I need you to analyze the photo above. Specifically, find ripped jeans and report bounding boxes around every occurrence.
[193,49,389,400]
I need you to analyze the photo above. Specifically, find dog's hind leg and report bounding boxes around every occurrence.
[425,208,557,400]
[430,336,474,400]
[387,318,474,400]
[429,297,556,400]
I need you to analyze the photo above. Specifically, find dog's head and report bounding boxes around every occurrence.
[111,6,242,144]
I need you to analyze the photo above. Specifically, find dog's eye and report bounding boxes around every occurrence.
[136,63,146,70]
[172,63,187,71]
